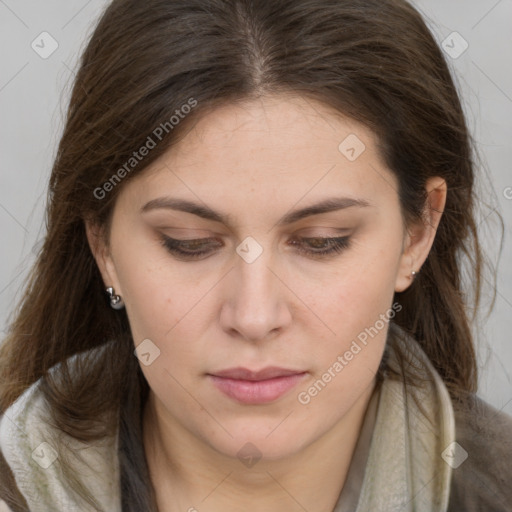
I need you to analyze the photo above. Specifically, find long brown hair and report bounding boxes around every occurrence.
[0,0,498,510]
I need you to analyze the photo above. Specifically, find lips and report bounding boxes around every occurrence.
[208,367,307,404]
[212,366,305,381]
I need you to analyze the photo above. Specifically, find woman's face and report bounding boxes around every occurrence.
[91,94,426,461]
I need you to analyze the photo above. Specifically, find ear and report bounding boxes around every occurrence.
[395,176,447,292]
[85,219,123,295]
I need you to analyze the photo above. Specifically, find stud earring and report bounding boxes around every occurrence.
[410,270,418,279]
[105,286,125,310]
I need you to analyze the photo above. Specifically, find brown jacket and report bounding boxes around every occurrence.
[448,393,512,512]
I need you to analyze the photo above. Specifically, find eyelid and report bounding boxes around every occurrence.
[159,227,218,237]
[296,227,351,236]
[159,228,351,244]
[159,233,351,260]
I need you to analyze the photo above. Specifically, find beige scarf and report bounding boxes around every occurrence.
[0,324,454,512]
[344,323,455,511]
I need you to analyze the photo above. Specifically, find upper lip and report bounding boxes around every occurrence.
[209,367,306,381]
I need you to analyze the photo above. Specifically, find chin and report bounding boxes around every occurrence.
[200,420,314,463]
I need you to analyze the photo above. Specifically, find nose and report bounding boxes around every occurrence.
[219,244,292,343]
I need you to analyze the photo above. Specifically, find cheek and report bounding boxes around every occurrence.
[116,256,205,404]
[294,270,395,424]
[113,246,215,379]
[298,239,401,407]
[118,260,174,340]
[311,253,399,345]
[113,236,199,339]
[110,217,180,325]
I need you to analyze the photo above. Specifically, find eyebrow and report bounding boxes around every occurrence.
[140,196,371,227]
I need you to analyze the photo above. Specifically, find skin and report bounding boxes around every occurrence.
[87,93,447,512]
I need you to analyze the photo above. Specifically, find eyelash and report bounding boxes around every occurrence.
[160,235,350,260]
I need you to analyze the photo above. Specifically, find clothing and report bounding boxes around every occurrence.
[1,324,511,511]
[334,381,380,510]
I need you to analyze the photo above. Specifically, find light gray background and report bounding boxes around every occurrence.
[1,0,511,414]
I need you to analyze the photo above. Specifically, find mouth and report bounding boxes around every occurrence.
[207,367,308,404]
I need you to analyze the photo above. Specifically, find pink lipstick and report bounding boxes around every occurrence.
[208,367,307,404]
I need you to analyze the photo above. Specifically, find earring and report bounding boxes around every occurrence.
[411,270,418,279]
[105,286,125,310]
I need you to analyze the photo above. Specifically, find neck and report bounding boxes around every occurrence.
[143,381,375,512]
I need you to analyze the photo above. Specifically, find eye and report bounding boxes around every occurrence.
[289,236,350,258]
[160,236,221,260]
[160,235,351,260]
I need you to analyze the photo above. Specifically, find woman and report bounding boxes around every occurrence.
[0,0,511,510]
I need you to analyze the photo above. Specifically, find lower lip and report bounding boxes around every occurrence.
[209,373,307,404]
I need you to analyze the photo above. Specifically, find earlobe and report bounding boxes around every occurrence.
[394,176,447,293]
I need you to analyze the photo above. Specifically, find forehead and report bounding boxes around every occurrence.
[120,94,399,220]
[170,94,375,164]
